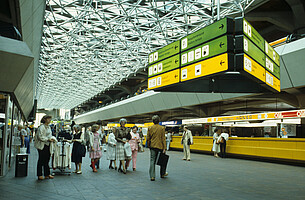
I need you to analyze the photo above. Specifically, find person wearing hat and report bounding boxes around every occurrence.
[114,118,131,174]
[34,115,56,180]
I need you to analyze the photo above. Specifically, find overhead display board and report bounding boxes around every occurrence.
[148,40,180,65]
[181,17,234,52]
[236,53,266,83]
[147,17,281,93]
[235,17,265,52]
[265,41,280,66]
[148,54,180,78]
[265,56,280,79]
[235,35,265,67]
[181,53,232,82]
[181,35,234,67]
[148,68,180,90]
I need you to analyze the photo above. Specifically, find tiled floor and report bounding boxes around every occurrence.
[1,145,305,200]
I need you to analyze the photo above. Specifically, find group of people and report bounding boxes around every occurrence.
[33,115,145,180]
[17,124,32,154]
[33,114,228,182]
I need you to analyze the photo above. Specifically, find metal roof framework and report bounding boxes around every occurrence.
[36,0,254,109]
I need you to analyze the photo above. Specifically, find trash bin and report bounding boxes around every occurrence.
[15,154,28,177]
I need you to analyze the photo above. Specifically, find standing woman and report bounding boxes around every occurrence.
[181,126,193,161]
[114,118,131,174]
[212,128,221,157]
[89,124,102,172]
[107,130,117,170]
[126,126,140,171]
[34,115,55,180]
[71,125,85,174]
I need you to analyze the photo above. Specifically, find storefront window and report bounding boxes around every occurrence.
[0,94,8,175]
[6,96,13,170]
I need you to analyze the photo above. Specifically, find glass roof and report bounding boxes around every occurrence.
[36,0,253,109]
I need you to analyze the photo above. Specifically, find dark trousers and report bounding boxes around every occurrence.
[37,145,51,176]
[220,140,226,158]
[149,148,166,178]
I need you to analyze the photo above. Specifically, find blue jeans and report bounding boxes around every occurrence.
[24,136,30,154]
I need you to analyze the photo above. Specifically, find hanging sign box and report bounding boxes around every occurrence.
[148,40,180,65]
[148,54,180,78]
[265,41,280,66]
[148,68,180,90]
[181,35,234,67]
[180,17,234,52]
[181,53,233,82]
[235,35,265,68]
[235,17,265,52]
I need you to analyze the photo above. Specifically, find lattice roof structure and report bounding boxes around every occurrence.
[36,0,254,109]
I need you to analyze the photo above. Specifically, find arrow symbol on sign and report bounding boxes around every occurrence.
[219,24,224,29]
[175,59,178,64]
[220,60,225,66]
[219,42,225,48]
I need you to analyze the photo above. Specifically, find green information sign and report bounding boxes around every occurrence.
[236,35,265,68]
[180,17,233,52]
[265,56,280,79]
[235,17,265,52]
[148,54,180,77]
[148,40,180,65]
[265,41,280,66]
[181,35,234,67]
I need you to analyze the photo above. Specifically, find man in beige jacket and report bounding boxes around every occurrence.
[181,126,193,161]
[147,115,167,181]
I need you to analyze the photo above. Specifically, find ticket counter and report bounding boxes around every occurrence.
[170,136,305,162]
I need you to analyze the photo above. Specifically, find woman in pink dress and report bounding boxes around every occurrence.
[126,126,140,171]
[89,124,102,172]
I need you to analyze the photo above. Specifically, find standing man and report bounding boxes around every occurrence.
[147,115,167,181]
[181,126,193,161]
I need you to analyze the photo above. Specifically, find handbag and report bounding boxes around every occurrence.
[156,152,169,167]
[187,138,192,145]
[124,142,132,157]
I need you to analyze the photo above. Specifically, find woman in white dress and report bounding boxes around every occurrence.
[107,130,117,170]
[212,128,221,157]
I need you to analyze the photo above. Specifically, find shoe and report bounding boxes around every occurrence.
[96,166,100,169]
[115,167,117,170]
[109,166,114,169]
[187,159,191,161]
[161,172,168,178]
[45,175,54,179]
[38,176,44,180]
[118,168,122,172]
[122,169,127,174]
[93,169,97,172]
[76,171,82,174]
[133,168,136,171]
[182,158,186,160]
[90,164,93,169]
[73,170,78,173]
[151,177,155,181]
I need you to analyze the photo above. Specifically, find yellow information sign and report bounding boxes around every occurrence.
[148,69,180,90]
[180,53,229,82]
[266,71,281,92]
[243,54,266,83]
